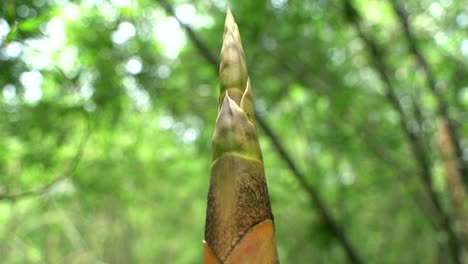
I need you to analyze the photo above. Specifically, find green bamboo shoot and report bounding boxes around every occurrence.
[203,8,279,264]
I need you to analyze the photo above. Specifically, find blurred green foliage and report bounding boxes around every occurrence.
[0,0,467,263]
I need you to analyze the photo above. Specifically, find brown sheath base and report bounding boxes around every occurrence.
[203,219,278,264]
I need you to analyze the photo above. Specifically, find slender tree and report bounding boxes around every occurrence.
[203,9,279,264]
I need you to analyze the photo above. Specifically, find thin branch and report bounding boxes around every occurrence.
[0,127,90,202]
[342,1,462,263]
[389,0,468,188]
[157,1,364,263]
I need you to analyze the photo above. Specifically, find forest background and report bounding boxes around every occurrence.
[1,0,468,263]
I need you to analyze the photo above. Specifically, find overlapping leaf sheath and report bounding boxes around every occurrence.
[203,9,278,264]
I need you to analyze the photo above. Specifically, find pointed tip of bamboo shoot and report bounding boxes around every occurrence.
[223,8,243,53]
[226,6,234,24]
[219,8,248,106]
[214,9,262,162]
[224,7,236,35]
